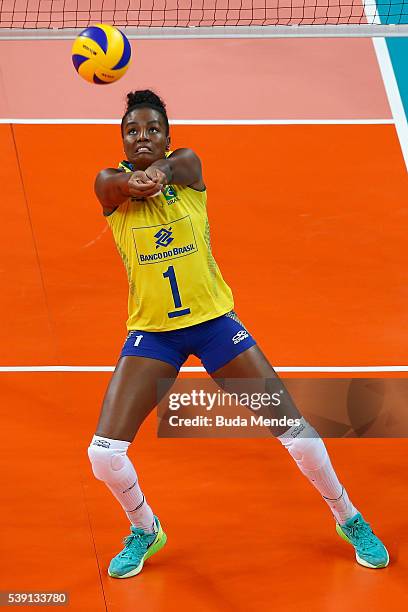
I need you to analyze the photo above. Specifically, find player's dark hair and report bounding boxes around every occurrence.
[121,90,169,136]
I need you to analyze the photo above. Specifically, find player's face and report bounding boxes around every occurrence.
[122,108,169,170]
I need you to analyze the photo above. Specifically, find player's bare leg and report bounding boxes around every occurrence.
[209,345,389,568]
[95,355,177,441]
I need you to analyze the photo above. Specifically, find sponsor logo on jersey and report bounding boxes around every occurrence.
[232,330,249,345]
[155,227,174,248]
[138,244,195,263]
[133,215,198,265]
[163,185,179,205]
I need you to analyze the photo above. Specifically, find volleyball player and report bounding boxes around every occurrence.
[88,90,388,578]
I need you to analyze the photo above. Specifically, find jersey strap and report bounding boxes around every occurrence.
[118,160,135,172]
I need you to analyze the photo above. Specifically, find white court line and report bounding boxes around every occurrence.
[0,365,408,373]
[0,119,395,125]
[372,39,408,172]
[362,0,408,172]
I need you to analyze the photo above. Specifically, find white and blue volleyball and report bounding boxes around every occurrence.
[72,24,131,84]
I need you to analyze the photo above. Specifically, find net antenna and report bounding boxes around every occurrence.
[0,0,407,39]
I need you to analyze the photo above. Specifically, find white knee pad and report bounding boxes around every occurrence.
[87,436,132,484]
[284,436,328,471]
[278,419,328,471]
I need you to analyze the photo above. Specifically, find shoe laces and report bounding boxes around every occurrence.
[119,529,152,559]
[347,519,379,551]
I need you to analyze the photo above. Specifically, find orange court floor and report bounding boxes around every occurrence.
[0,122,408,610]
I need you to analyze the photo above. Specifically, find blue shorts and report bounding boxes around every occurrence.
[120,311,256,373]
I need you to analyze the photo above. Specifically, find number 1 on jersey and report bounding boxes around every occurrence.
[163,265,191,318]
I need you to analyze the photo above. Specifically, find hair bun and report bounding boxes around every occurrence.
[126,90,166,113]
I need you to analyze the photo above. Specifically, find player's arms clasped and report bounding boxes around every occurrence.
[94,169,165,213]
[129,169,167,197]
[95,148,204,213]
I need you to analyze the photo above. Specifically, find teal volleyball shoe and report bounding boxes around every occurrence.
[336,513,389,568]
[108,516,167,578]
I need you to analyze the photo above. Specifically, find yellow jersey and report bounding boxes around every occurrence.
[105,160,234,331]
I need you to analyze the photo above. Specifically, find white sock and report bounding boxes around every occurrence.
[88,436,157,533]
[278,419,358,524]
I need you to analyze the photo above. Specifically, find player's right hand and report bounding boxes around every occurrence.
[128,170,163,198]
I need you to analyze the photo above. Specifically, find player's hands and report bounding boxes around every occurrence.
[145,166,168,188]
[127,170,164,198]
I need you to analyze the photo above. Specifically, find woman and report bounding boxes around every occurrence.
[89,89,388,579]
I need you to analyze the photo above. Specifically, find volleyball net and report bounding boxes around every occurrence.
[0,0,407,37]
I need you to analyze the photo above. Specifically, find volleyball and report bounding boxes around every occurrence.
[71,24,131,85]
